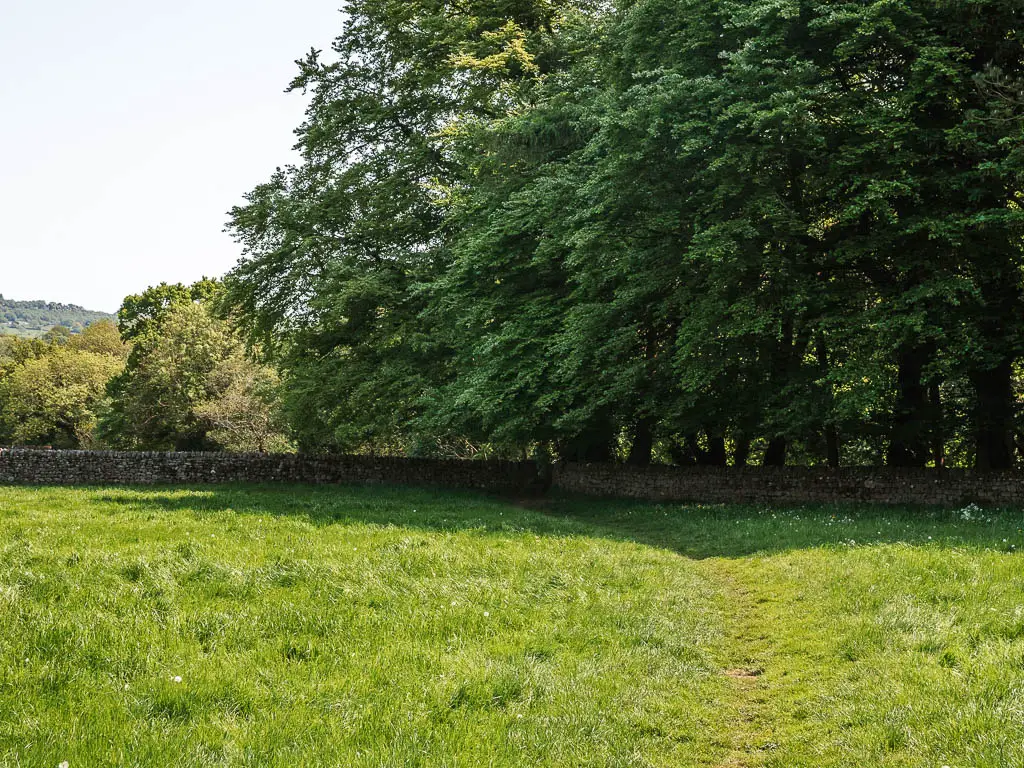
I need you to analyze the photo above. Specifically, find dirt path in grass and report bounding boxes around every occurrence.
[700,557,785,768]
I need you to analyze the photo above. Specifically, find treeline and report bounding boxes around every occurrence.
[10,1,1017,468]
[0,295,112,337]
[0,282,290,452]
[221,0,1024,469]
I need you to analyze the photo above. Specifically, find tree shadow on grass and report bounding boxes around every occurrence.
[85,483,1024,560]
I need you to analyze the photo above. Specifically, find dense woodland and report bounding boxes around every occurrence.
[4,0,1024,469]
[221,0,1024,469]
[0,295,111,338]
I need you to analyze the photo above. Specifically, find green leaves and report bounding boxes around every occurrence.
[224,0,1024,468]
[100,287,290,452]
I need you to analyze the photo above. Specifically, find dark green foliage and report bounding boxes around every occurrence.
[225,0,603,456]
[227,0,1024,468]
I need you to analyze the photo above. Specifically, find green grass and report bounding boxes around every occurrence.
[0,486,1021,766]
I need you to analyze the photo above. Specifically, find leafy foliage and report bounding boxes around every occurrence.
[100,282,290,452]
[227,0,1024,468]
[0,322,127,448]
[0,347,123,447]
[0,282,290,453]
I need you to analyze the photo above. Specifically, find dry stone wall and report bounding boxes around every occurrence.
[553,463,1024,506]
[1,449,1022,506]
[0,449,540,494]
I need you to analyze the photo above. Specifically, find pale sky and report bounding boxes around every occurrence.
[1,1,342,313]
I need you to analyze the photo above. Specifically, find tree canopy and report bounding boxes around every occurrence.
[100,281,291,452]
[0,323,126,448]
[225,0,1024,468]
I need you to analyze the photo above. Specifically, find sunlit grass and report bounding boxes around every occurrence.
[0,485,1022,766]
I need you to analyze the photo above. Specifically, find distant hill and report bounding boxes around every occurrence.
[0,295,113,338]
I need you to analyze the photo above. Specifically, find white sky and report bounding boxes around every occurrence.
[1,1,342,313]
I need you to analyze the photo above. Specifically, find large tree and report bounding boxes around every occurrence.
[225,0,600,454]
[100,283,289,451]
[225,0,1024,468]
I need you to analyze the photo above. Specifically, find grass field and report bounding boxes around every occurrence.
[0,485,1021,767]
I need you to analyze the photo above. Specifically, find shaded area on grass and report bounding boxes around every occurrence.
[91,484,1024,559]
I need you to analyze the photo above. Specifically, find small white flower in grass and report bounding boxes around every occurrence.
[483,611,490,618]
[451,600,457,607]
[59,762,69,768]
[173,675,182,684]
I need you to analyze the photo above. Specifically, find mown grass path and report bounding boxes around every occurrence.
[696,547,1024,767]
[556,498,1024,768]
[1,486,1023,767]
[700,559,773,767]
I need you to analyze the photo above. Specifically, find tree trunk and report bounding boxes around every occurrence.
[669,437,696,466]
[763,436,787,466]
[705,434,727,466]
[824,426,840,468]
[816,333,840,468]
[684,432,727,466]
[930,382,945,468]
[972,360,1014,470]
[968,253,1020,470]
[560,412,617,463]
[732,437,751,467]
[886,344,931,467]
[627,418,655,466]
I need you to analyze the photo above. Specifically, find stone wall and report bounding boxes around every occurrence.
[0,449,1022,506]
[0,449,540,495]
[552,463,1024,506]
